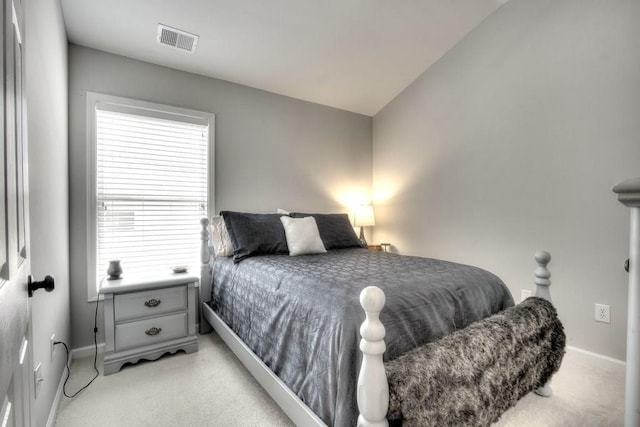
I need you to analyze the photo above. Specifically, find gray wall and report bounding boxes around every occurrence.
[25,0,70,424]
[69,45,372,348]
[373,0,640,360]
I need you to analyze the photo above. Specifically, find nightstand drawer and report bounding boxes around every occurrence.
[115,312,188,352]
[114,286,187,321]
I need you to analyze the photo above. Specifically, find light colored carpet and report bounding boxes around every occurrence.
[495,349,624,427]
[56,333,294,427]
[55,333,624,426]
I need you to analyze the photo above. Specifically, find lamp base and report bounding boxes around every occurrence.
[359,226,368,247]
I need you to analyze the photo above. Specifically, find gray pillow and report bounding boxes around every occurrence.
[221,211,289,263]
[290,212,364,250]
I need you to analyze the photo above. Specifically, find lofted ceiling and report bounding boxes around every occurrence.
[60,0,507,116]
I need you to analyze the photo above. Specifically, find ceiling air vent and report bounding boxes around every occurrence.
[157,24,199,53]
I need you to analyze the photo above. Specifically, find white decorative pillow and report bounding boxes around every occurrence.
[277,208,290,215]
[210,215,234,257]
[280,216,327,256]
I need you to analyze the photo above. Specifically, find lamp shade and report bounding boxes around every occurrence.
[353,205,375,227]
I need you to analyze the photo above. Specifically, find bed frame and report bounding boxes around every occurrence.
[198,218,555,426]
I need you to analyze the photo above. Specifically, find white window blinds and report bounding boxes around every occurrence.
[95,107,208,281]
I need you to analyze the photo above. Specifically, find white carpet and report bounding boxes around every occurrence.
[55,333,624,426]
[56,333,294,427]
[495,349,624,427]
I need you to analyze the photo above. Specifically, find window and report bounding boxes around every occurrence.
[87,93,214,300]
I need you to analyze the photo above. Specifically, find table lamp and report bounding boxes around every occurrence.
[353,205,375,246]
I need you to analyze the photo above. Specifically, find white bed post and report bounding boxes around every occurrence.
[199,217,212,334]
[533,251,552,302]
[613,177,640,427]
[357,286,389,427]
[532,250,554,397]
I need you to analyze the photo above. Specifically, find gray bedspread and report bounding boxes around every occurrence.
[210,248,514,427]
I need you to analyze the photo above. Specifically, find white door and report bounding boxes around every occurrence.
[0,0,33,425]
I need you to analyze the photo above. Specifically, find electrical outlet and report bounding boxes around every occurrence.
[50,334,56,362]
[595,304,611,323]
[34,363,43,399]
[520,289,532,302]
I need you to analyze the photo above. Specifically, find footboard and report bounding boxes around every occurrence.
[357,251,563,427]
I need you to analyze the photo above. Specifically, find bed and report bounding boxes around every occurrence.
[198,212,563,426]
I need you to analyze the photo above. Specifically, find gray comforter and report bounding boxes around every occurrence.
[210,248,514,426]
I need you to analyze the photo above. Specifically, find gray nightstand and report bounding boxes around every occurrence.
[100,273,199,375]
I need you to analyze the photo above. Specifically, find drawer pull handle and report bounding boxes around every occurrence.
[145,327,162,336]
[144,299,161,308]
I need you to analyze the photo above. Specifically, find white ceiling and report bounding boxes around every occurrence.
[60,0,506,116]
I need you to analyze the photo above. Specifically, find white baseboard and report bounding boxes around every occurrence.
[45,346,73,427]
[567,345,626,366]
[71,342,105,360]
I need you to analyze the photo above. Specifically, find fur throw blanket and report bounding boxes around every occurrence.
[385,297,565,427]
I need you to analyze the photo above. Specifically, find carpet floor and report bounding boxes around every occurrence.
[55,333,624,426]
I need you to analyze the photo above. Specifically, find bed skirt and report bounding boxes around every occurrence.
[385,297,566,427]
